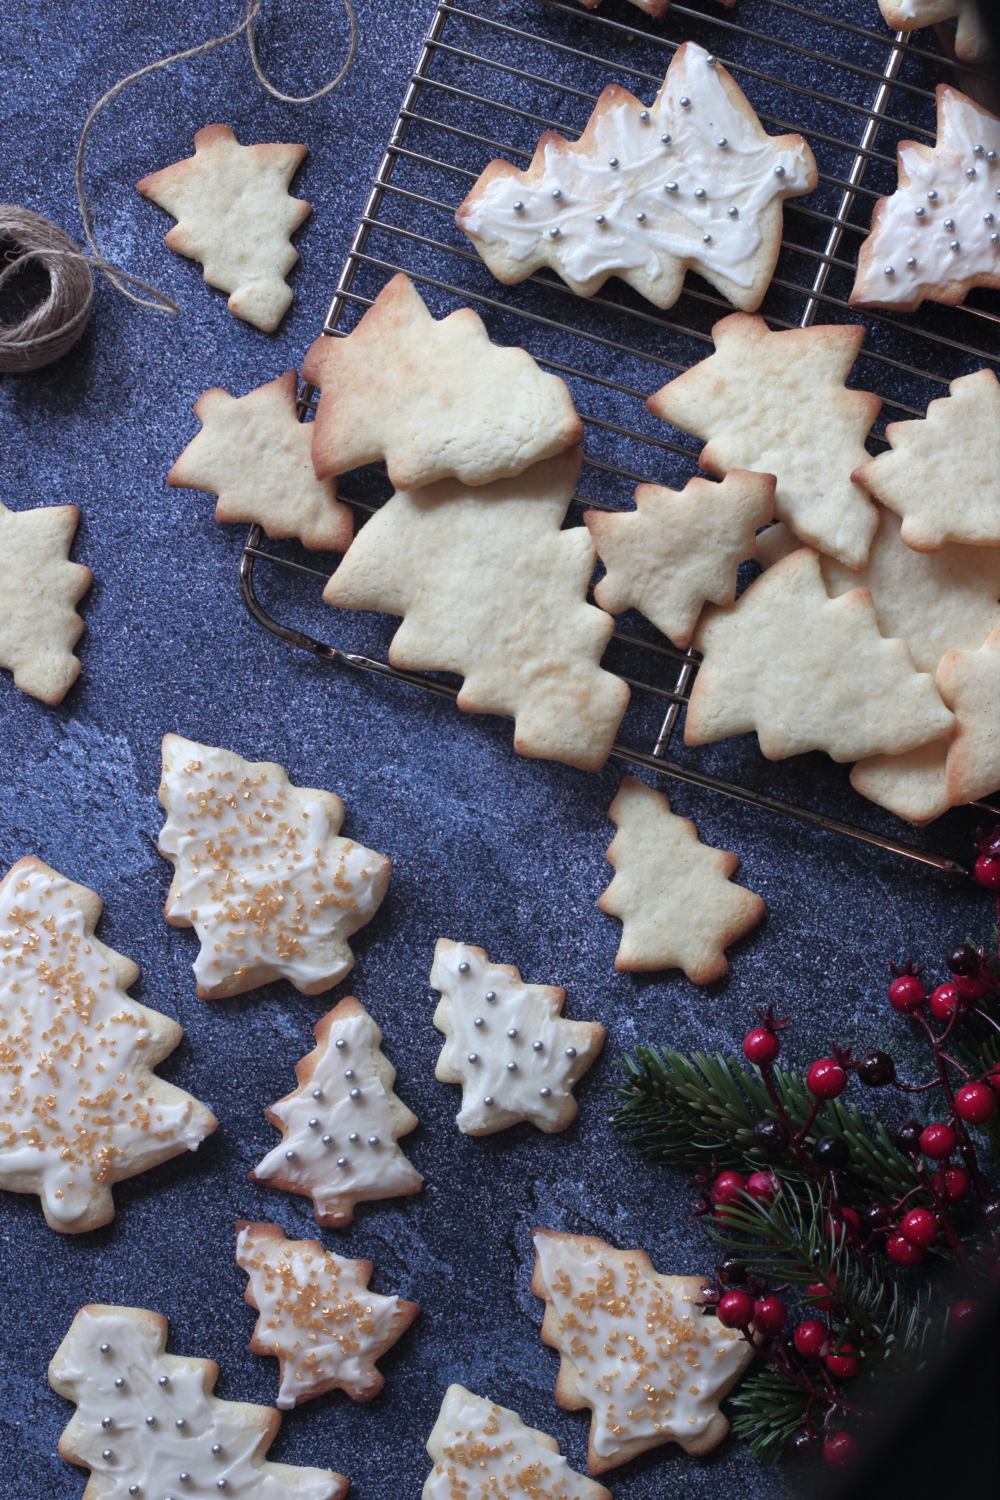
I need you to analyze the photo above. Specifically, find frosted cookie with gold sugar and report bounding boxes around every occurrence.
[0,857,216,1234]
[157,735,391,999]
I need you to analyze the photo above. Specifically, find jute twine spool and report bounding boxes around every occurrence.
[0,0,356,374]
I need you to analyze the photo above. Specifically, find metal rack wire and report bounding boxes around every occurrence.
[239,0,1000,875]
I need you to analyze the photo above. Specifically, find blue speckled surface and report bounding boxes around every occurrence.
[0,1,996,1496]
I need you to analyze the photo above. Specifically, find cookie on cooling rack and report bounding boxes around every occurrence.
[0,499,91,704]
[876,1,989,65]
[850,85,1000,312]
[456,41,816,312]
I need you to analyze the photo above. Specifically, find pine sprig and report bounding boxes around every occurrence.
[728,1369,809,1465]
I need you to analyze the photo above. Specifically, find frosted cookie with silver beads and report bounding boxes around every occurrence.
[0,856,216,1234]
[850,85,1000,312]
[251,995,422,1228]
[456,42,816,312]
[157,735,391,1000]
[237,1221,420,1409]
[430,940,605,1136]
[531,1230,754,1474]
[49,1304,348,1500]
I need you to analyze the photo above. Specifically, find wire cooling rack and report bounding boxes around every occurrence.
[239,0,1000,875]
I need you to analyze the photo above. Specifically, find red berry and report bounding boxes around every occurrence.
[793,1319,828,1358]
[806,1278,838,1311]
[987,1067,1000,1097]
[974,854,1000,889]
[888,974,926,1012]
[806,1058,848,1100]
[954,1081,997,1124]
[716,1289,754,1328]
[841,1206,861,1232]
[933,1166,971,1202]
[825,1342,862,1379]
[920,1123,957,1160]
[954,973,988,1001]
[746,1171,779,1203]
[949,1298,981,1330]
[899,1207,937,1246]
[753,1296,787,1336]
[743,1027,780,1065]
[823,1432,859,1468]
[928,982,967,1022]
[886,1233,926,1267]
[711,1170,746,1206]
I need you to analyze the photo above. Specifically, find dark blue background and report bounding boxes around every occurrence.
[0,2,995,1498]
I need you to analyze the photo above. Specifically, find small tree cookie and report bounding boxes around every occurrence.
[252,996,422,1229]
[49,1304,348,1499]
[0,499,91,704]
[430,939,605,1135]
[303,274,582,490]
[876,0,988,63]
[137,124,310,331]
[157,735,391,999]
[423,1385,612,1500]
[937,624,1000,806]
[648,315,881,570]
[168,370,353,551]
[532,1229,754,1473]
[598,777,764,983]
[236,1220,419,1409]
[585,470,774,648]
[0,856,216,1234]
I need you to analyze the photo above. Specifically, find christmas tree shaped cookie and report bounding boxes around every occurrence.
[0,499,91,704]
[532,1229,753,1473]
[252,996,422,1228]
[137,124,310,331]
[598,777,764,983]
[457,42,816,312]
[850,86,1000,312]
[854,370,1000,552]
[648,314,881,569]
[237,1220,420,1409]
[686,547,954,761]
[585,470,774,648]
[0,857,216,1234]
[49,1305,348,1499]
[168,370,353,551]
[324,450,630,772]
[430,940,605,1135]
[157,735,391,999]
[876,0,989,62]
[423,1385,612,1500]
[303,274,583,490]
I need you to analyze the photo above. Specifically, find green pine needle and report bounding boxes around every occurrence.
[728,1368,810,1465]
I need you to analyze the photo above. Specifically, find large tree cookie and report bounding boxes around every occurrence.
[236,1220,419,1409]
[423,1384,612,1500]
[854,370,1000,552]
[850,86,1000,312]
[0,857,216,1234]
[686,547,954,761]
[648,314,881,570]
[324,450,630,771]
[0,499,91,704]
[531,1229,753,1473]
[49,1304,348,1500]
[457,43,816,313]
[598,776,764,983]
[429,939,605,1135]
[157,735,391,999]
[137,123,310,331]
[251,996,422,1229]
[876,0,989,62]
[585,470,773,647]
[303,274,582,490]
[168,370,353,551]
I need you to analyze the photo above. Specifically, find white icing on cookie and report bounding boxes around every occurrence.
[237,1224,414,1409]
[424,1386,597,1500]
[856,89,1000,306]
[157,736,390,998]
[430,941,604,1134]
[533,1232,746,1459]
[0,863,211,1227]
[253,1010,421,1217]
[463,43,813,290]
[51,1308,343,1499]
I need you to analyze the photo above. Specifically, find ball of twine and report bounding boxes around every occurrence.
[0,206,94,374]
